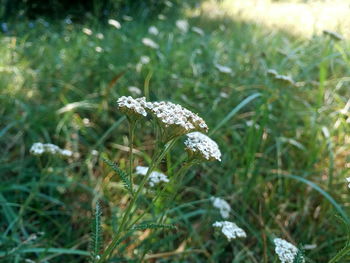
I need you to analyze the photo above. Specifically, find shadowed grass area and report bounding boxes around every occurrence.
[1,2,350,262]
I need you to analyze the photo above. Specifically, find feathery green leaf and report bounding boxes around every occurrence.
[89,201,102,263]
[102,157,133,195]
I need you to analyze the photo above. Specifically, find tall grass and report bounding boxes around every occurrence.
[1,3,350,262]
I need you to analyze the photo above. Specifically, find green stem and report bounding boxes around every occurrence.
[138,161,196,262]
[125,160,193,230]
[157,161,194,224]
[128,121,136,193]
[98,139,178,263]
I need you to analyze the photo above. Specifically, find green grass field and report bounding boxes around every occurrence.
[1,2,350,262]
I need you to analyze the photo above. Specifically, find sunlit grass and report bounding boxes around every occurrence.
[200,0,350,39]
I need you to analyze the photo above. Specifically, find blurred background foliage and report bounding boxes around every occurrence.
[1,0,350,262]
[0,0,191,20]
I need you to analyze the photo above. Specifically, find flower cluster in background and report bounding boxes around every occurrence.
[30,142,72,157]
[211,197,231,218]
[212,221,246,241]
[135,166,169,187]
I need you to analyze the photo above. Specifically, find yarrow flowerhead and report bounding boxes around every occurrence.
[146,101,208,140]
[117,96,148,120]
[142,38,159,49]
[211,197,231,219]
[212,221,246,241]
[135,166,169,187]
[274,238,304,263]
[184,132,221,161]
[30,143,72,157]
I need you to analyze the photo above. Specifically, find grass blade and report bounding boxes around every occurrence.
[282,174,349,223]
[210,92,261,135]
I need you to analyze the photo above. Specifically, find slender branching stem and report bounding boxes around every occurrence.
[98,138,178,263]
[128,120,136,193]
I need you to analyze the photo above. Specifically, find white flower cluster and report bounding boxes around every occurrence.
[142,38,159,49]
[148,26,159,36]
[346,177,350,188]
[135,166,169,187]
[117,96,148,118]
[176,20,189,33]
[147,101,208,137]
[212,221,246,241]
[274,238,304,263]
[184,132,221,161]
[30,143,72,157]
[211,197,231,218]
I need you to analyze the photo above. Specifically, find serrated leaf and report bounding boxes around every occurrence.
[293,245,305,263]
[89,201,102,263]
[102,157,133,195]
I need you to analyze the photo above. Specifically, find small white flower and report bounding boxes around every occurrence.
[303,244,317,250]
[158,14,166,20]
[128,86,142,96]
[274,238,304,263]
[136,166,149,176]
[95,46,103,53]
[176,20,189,33]
[219,92,228,98]
[117,96,148,118]
[30,143,45,155]
[135,166,169,187]
[165,0,173,7]
[44,143,61,154]
[213,221,246,241]
[148,26,159,36]
[82,28,92,35]
[122,15,133,21]
[346,177,350,188]
[142,38,159,49]
[108,19,121,29]
[140,56,150,64]
[91,150,99,156]
[215,63,233,74]
[30,143,72,157]
[148,171,169,187]
[60,149,73,157]
[191,26,204,36]
[211,197,231,219]
[184,132,221,161]
[96,33,104,39]
[136,56,151,72]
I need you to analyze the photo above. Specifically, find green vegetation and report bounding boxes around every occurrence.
[1,2,350,262]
